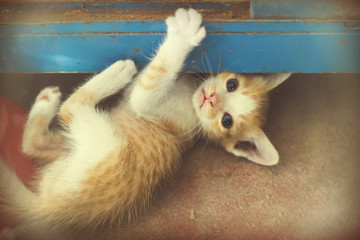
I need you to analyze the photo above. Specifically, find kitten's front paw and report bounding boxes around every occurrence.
[29,86,62,120]
[113,60,137,77]
[166,8,206,47]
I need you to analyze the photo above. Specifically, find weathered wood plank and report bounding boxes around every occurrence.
[252,0,360,20]
[0,1,250,24]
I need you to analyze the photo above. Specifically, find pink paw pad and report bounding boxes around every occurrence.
[39,95,50,101]
[35,86,61,105]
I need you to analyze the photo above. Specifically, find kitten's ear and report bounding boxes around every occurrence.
[261,73,292,91]
[223,129,279,166]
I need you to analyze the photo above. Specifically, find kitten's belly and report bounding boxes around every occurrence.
[70,108,183,214]
[37,107,182,217]
[111,108,152,142]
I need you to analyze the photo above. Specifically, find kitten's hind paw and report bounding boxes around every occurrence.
[35,86,61,103]
[166,8,206,47]
[29,86,62,120]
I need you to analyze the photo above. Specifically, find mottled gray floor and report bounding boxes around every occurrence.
[0,73,359,239]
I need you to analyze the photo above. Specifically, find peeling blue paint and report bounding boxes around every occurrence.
[0,21,359,73]
[1,21,359,35]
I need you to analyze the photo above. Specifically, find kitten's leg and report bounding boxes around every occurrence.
[55,60,136,174]
[129,8,206,116]
[22,86,65,163]
[59,59,137,125]
[58,59,136,138]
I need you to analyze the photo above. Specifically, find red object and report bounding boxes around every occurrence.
[0,94,34,229]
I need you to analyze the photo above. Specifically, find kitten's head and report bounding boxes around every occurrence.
[192,72,291,166]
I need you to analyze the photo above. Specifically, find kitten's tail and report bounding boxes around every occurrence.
[0,158,37,222]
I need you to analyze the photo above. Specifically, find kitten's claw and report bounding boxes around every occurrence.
[166,8,206,47]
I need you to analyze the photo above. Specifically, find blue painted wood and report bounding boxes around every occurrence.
[2,20,359,34]
[1,21,359,73]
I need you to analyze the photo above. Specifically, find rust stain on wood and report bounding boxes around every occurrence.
[0,1,251,24]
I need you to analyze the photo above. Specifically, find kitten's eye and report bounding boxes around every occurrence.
[226,78,238,92]
[222,113,233,129]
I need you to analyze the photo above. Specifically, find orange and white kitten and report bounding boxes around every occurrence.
[0,9,290,238]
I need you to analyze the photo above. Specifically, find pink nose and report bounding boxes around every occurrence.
[207,93,219,107]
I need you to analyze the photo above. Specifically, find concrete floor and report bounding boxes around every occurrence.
[0,73,359,239]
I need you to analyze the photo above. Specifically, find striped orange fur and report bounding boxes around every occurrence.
[0,9,291,238]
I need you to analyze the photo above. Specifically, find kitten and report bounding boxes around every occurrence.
[0,8,290,238]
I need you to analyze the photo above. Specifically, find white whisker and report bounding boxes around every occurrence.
[182,124,203,143]
[200,52,211,80]
[192,65,208,81]
[222,61,241,73]
[203,52,213,75]
[199,132,210,155]
[180,125,204,152]
[217,51,222,75]
[178,120,201,139]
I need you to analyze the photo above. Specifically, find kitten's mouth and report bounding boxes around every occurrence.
[199,89,206,108]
